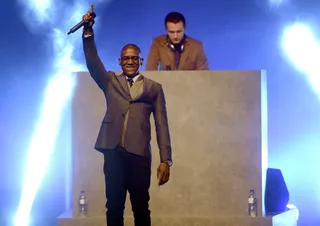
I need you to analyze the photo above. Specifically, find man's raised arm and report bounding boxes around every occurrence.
[82,11,112,91]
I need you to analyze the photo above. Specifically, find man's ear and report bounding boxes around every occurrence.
[140,58,144,66]
[118,58,121,65]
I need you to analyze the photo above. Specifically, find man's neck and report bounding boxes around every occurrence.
[173,43,182,52]
[170,35,186,52]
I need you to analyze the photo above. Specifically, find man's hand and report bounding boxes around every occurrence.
[82,8,96,32]
[157,162,170,186]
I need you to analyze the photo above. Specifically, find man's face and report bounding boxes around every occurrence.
[166,21,185,44]
[119,47,141,77]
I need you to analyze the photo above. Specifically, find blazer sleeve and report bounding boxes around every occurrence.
[195,42,209,70]
[153,84,172,165]
[145,40,160,70]
[83,34,112,90]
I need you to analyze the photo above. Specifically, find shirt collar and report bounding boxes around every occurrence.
[126,74,141,83]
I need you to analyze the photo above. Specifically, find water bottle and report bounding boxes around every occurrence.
[248,189,257,217]
[79,190,88,217]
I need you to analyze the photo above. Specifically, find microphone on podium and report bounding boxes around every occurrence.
[165,65,172,71]
[67,4,96,35]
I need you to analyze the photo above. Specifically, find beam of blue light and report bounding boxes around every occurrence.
[13,0,98,225]
[14,72,78,226]
[281,22,320,222]
[282,23,320,98]
[15,0,115,223]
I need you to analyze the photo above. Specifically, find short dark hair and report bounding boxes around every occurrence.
[120,44,141,56]
[165,12,186,28]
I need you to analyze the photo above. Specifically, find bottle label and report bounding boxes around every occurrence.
[250,211,256,217]
[248,197,254,204]
[80,198,85,205]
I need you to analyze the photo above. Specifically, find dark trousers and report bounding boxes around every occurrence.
[103,149,151,226]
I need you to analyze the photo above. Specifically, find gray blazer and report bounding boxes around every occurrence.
[83,35,172,163]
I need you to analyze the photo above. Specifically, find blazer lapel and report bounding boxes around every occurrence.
[140,75,153,99]
[178,42,190,70]
[115,74,131,100]
[161,40,175,70]
[130,76,144,100]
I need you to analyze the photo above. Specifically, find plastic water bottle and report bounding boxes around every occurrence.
[248,189,257,217]
[79,190,88,217]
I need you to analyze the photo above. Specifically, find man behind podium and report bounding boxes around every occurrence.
[81,11,172,226]
[145,12,209,70]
